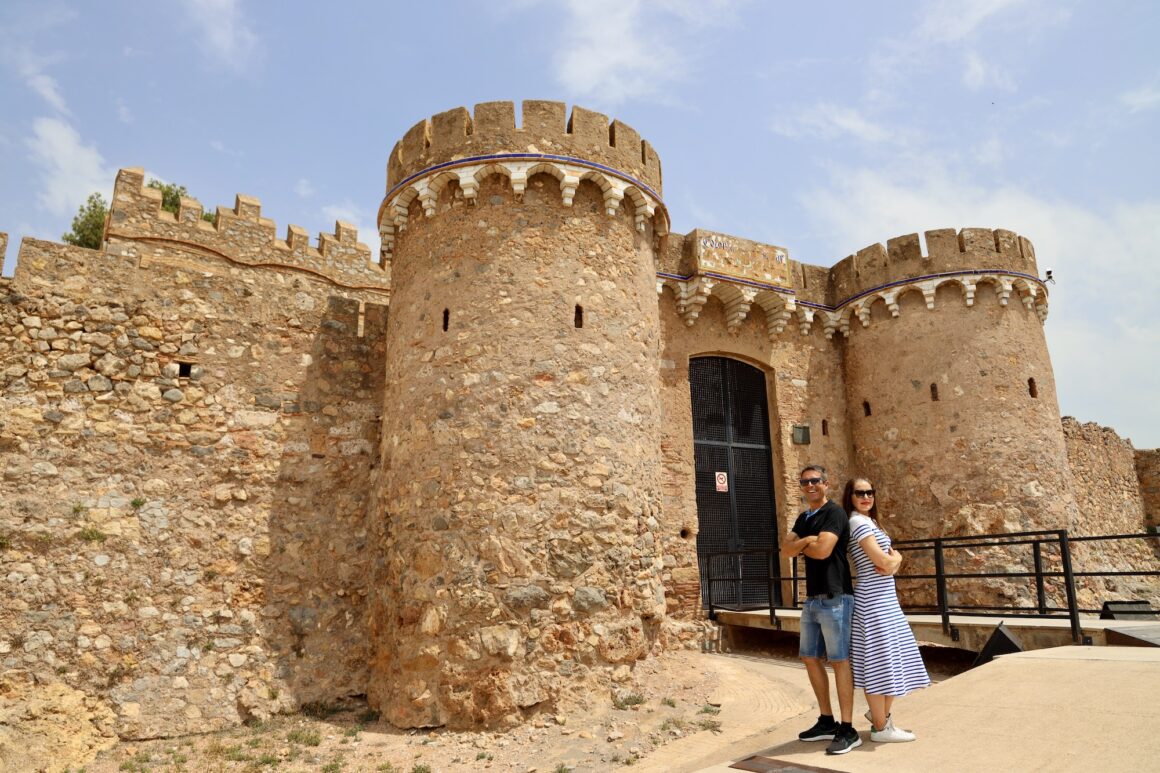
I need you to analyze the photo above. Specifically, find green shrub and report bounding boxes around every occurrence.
[77,527,107,543]
[286,728,321,746]
[613,692,645,710]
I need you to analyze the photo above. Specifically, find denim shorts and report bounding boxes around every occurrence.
[798,594,854,661]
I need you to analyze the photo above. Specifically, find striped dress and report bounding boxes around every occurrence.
[848,514,930,696]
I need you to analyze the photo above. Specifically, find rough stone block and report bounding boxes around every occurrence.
[924,228,960,261]
[522,100,567,137]
[474,101,516,134]
[567,105,610,147]
[431,107,472,149]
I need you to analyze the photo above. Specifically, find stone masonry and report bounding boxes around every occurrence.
[1,100,1156,745]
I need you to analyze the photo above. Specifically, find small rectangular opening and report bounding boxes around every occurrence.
[178,362,193,378]
[792,425,811,445]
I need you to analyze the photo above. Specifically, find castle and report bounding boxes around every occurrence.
[1,101,1157,743]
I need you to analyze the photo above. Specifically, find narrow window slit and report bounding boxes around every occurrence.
[574,304,584,329]
[442,308,449,332]
[821,419,829,436]
[1028,377,1038,398]
[863,400,872,417]
[930,383,940,401]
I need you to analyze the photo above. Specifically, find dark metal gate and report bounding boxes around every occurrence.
[689,357,779,609]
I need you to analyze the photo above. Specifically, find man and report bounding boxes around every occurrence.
[780,465,860,755]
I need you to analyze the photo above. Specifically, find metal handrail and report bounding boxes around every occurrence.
[700,529,1160,644]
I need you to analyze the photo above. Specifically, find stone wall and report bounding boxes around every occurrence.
[657,286,851,618]
[1137,449,1160,531]
[3,98,1159,748]
[836,229,1073,610]
[1062,418,1160,608]
[1063,417,1147,535]
[0,226,387,739]
[369,128,668,727]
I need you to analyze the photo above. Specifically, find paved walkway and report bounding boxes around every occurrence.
[644,646,1159,773]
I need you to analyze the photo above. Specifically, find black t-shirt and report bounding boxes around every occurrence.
[791,499,853,597]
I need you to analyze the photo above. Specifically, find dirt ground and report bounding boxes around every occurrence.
[74,636,970,773]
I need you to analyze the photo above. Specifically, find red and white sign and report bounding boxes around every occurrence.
[715,472,728,492]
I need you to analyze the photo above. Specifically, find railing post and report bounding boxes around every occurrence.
[934,538,950,636]
[1032,541,1047,614]
[703,555,717,621]
[733,554,743,609]
[767,549,776,626]
[791,556,800,608]
[1058,530,1082,643]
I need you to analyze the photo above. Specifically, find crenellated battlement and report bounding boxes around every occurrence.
[106,168,389,294]
[378,103,668,261]
[386,101,662,195]
[829,227,1038,304]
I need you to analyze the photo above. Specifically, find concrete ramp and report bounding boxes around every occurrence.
[693,646,1160,773]
[1105,623,1160,647]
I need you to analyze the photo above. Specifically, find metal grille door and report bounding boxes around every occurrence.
[689,357,779,609]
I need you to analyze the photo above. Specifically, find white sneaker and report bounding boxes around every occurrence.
[870,724,916,743]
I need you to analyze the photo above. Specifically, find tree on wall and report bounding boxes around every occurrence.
[146,180,217,224]
[61,192,108,250]
[61,179,216,249]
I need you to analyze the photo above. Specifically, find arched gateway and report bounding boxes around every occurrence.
[688,356,780,608]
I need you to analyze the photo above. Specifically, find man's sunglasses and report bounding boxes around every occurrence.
[799,477,824,486]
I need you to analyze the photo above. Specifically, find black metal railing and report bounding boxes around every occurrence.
[700,529,1160,644]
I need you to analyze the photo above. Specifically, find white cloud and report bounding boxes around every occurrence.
[0,8,77,113]
[209,139,242,156]
[773,103,897,144]
[553,0,738,104]
[321,201,381,261]
[116,97,133,124]
[963,50,1016,92]
[973,136,1006,165]
[867,0,1056,103]
[294,178,315,198]
[183,0,262,72]
[1121,78,1160,114]
[24,70,69,113]
[915,0,1029,43]
[25,117,115,216]
[5,46,69,114]
[797,160,1160,447]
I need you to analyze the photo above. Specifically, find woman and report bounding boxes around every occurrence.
[842,477,930,743]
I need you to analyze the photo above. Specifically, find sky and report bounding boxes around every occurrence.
[0,0,1157,447]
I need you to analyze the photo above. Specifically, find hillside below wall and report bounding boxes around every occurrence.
[0,238,387,739]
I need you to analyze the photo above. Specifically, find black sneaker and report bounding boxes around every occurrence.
[826,725,863,755]
[798,715,838,742]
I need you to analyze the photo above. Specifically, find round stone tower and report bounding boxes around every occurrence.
[368,101,670,728]
[833,229,1078,542]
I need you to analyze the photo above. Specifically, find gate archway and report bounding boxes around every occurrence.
[688,356,779,608]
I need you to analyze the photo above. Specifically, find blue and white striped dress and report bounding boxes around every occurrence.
[849,515,930,696]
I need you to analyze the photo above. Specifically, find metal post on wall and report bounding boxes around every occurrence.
[1057,530,1083,643]
[702,556,717,621]
[1032,540,1047,615]
[791,556,800,608]
[934,538,950,635]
